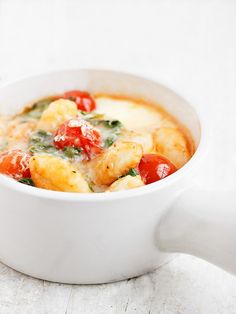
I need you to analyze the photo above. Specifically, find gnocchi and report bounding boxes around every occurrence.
[38,99,78,132]
[88,141,143,186]
[0,90,194,193]
[109,175,144,192]
[120,131,154,154]
[153,127,191,168]
[29,155,91,193]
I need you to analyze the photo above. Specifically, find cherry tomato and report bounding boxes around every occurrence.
[138,154,176,184]
[63,90,96,112]
[0,150,31,180]
[54,118,102,159]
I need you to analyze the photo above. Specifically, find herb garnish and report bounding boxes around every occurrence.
[18,178,35,186]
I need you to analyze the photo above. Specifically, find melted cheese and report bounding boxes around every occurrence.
[95,96,175,132]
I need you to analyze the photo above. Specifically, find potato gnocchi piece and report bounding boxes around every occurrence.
[89,141,143,186]
[108,175,144,192]
[29,155,91,193]
[37,99,78,132]
[153,127,191,168]
[120,131,153,154]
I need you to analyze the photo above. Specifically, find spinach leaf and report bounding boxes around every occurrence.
[88,119,123,149]
[30,130,52,145]
[127,168,139,177]
[80,111,104,120]
[103,120,122,128]
[25,98,53,119]
[88,183,95,192]
[63,147,82,158]
[104,136,116,148]
[29,131,83,159]
[18,178,35,186]
[120,168,139,179]
[90,119,122,129]
[29,130,57,154]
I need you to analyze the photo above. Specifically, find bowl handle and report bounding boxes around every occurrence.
[157,186,236,274]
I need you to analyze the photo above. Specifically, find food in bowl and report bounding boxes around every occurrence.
[0,90,194,192]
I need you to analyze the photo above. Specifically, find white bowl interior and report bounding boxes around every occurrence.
[0,69,201,146]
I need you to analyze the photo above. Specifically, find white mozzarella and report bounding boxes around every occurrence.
[95,96,175,132]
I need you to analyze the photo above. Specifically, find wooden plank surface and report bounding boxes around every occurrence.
[1,256,236,314]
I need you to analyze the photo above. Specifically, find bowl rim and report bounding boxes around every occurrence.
[0,68,207,202]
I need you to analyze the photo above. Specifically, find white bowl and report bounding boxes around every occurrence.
[0,69,235,284]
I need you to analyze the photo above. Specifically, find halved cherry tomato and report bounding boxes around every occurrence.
[138,154,176,184]
[54,118,102,159]
[0,150,31,180]
[63,90,96,112]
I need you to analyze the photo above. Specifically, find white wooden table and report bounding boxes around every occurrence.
[0,0,236,313]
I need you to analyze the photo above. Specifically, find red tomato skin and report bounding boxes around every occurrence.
[0,150,31,180]
[63,90,96,112]
[138,154,176,184]
[54,119,102,159]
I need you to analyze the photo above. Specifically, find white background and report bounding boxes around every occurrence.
[0,0,236,313]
